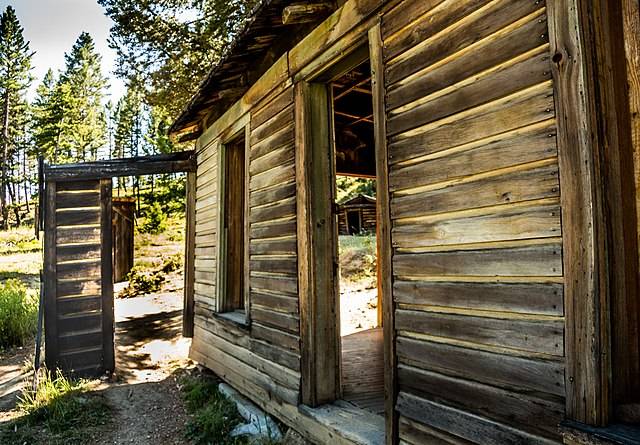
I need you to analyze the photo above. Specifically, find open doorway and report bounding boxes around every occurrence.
[331,59,384,416]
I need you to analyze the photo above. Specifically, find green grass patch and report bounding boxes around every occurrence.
[119,254,183,298]
[0,279,38,349]
[0,369,111,445]
[180,375,281,445]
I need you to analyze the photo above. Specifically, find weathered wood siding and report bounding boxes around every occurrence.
[45,179,113,376]
[190,82,302,411]
[381,0,564,443]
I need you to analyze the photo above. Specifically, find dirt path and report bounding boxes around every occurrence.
[96,272,193,445]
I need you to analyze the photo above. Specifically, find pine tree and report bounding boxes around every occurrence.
[114,87,144,197]
[32,69,65,163]
[58,32,108,162]
[0,6,33,229]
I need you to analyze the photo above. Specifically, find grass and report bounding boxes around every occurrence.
[0,227,41,255]
[339,234,377,285]
[0,279,38,349]
[0,369,111,445]
[180,374,281,445]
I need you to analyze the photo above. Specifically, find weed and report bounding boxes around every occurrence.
[0,279,38,348]
[181,375,244,445]
[119,266,165,298]
[0,368,111,445]
[339,235,377,285]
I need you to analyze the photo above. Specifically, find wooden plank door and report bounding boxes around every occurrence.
[44,178,114,376]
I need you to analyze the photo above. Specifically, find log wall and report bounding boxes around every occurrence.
[381,0,564,443]
[190,0,571,443]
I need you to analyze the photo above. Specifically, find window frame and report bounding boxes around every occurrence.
[215,125,251,325]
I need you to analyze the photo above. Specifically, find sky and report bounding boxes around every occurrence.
[0,0,126,102]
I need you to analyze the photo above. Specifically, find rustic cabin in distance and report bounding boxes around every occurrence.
[338,194,376,235]
[40,0,640,443]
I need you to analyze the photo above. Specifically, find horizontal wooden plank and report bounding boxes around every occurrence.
[57,312,102,335]
[399,415,474,445]
[251,86,294,130]
[389,120,556,192]
[57,243,101,263]
[251,306,300,334]
[57,226,100,245]
[391,161,559,219]
[58,330,102,353]
[249,162,295,191]
[57,279,101,298]
[250,338,300,371]
[194,325,300,391]
[250,238,297,255]
[396,392,557,445]
[392,201,561,248]
[384,0,493,61]
[395,308,563,355]
[250,217,297,240]
[398,364,563,440]
[389,82,554,164]
[57,260,101,280]
[394,280,563,316]
[252,322,300,352]
[250,197,296,224]
[250,125,295,160]
[55,180,100,192]
[56,191,100,209]
[388,47,552,136]
[58,347,103,372]
[57,295,102,316]
[250,181,296,209]
[56,209,100,227]
[250,143,295,177]
[396,336,564,396]
[385,0,545,85]
[250,104,294,146]
[250,257,297,275]
[387,9,549,111]
[394,242,562,277]
[251,290,299,314]
[250,274,298,296]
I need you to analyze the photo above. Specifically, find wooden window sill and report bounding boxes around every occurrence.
[214,311,249,330]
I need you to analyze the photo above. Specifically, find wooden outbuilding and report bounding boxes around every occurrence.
[40,0,640,444]
[166,0,640,443]
[338,194,376,235]
[112,197,135,282]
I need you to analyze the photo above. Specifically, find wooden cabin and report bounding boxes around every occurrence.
[167,0,640,444]
[338,194,376,235]
[112,197,135,282]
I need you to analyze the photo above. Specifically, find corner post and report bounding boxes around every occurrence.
[100,178,115,374]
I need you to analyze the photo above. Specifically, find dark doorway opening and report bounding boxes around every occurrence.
[331,59,384,416]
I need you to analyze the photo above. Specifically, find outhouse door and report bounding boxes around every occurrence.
[43,178,114,376]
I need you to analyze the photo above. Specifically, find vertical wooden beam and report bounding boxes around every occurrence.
[216,142,227,313]
[243,124,251,322]
[369,23,397,445]
[183,172,196,337]
[43,180,58,370]
[296,80,340,406]
[546,0,640,426]
[100,178,115,373]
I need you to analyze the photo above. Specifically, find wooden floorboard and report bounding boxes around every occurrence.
[341,327,385,415]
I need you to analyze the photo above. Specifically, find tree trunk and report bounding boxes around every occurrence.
[1,90,10,230]
[8,178,20,227]
[23,149,30,213]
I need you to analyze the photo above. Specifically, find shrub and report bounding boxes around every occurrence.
[0,279,38,348]
[140,201,167,234]
[119,266,165,298]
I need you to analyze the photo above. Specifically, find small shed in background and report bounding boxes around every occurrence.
[338,194,376,235]
[112,197,135,282]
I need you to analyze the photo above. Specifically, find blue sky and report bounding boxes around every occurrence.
[0,0,126,102]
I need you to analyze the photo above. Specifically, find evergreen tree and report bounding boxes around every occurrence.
[0,6,33,229]
[114,87,144,197]
[58,32,108,162]
[31,69,65,163]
